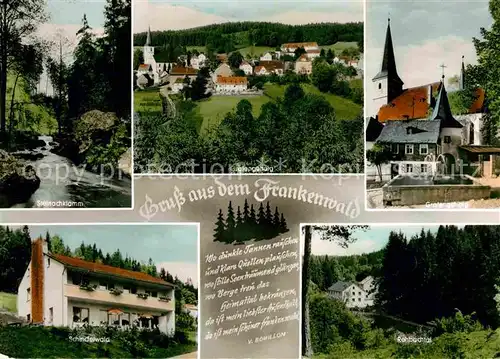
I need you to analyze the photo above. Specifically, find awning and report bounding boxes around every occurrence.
[459,145,500,154]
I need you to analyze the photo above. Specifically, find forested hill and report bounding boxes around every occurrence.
[133,21,363,49]
[309,250,384,292]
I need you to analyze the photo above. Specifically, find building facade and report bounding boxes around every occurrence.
[215,76,248,93]
[239,61,253,75]
[328,276,377,309]
[17,238,175,334]
[295,55,312,75]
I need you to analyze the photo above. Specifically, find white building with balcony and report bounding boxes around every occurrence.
[17,238,175,334]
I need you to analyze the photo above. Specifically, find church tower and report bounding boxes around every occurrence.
[372,18,404,115]
[143,27,155,65]
[459,55,465,90]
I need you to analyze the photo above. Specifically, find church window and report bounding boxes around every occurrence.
[378,83,382,90]
[444,136,451,144]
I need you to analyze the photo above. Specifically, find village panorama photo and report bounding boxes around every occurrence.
[0,224,199,358]
[133,0,364,174]
[365,0,500,209]
[0,0,132,209]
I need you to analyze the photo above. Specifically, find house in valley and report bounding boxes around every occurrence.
[215,76,248,94]
[239,61,253,75]
[190,53,207,69]
[306,49,321,59]
[255,60,284,76]
[17,238,176,334]
[169,66,198,84]
[295,55,312,75]
[171,78,186,94]
[212,63,233,82]
[260,52,273,61]
[328,276,377,309]
[281,42,319,53]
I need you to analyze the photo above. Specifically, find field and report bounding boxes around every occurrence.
[135,82,362,134]
[320,41,359,53]
[0,292,16,312]
[134,88,163,115]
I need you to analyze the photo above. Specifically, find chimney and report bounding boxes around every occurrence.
[30,238,45,324]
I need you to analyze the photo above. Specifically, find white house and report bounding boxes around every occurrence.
[328,276,377,309]
[184,304,197,319]
[260,52,273,61]
[215,76,248,94]
[191,53,207,70]
[306,50,321,59]
[17,238,175,334]
[171,78,185,94]
[239,61,253,75]
[281,42,319,53]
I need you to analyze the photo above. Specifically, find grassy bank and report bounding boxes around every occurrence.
[312,329,500,359]
[0,326,196,358]
[0,292,16,312]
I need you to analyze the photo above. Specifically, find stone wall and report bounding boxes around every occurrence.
[383,181,491,206]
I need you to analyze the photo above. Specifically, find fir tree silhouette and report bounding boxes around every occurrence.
[280,213,288,233]
[273,207,281,238]
[264,201,274,239]
[214,209,225,242]
[225,201,236,243]
[257,203,266,240]
[235,206,245,244]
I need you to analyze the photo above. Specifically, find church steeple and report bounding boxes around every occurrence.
[459,55,465,90]
[373,18,403,85]
[372,18,404,110]
[430,83,462,128]
[145,26,152,46]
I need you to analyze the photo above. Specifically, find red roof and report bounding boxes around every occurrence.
[297,54,310,62]
[170,66,198,76]
[378,82,441,122]
[217,76,248,85]
[282,42,318,49]
[378,83,486,122]
[51,253,174,287]
[469,88,485,113]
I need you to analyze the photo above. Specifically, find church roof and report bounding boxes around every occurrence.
[430,82,463,128]
[366,117,384,142]
[373,19,403,86]
[378,82,441,122]
[145,27,152,46]
[376,119,441,144]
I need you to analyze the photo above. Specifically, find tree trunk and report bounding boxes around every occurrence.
[8,72,20,131]
[377,164,383,182]
[0,54,7,134]
[302,226,313,357]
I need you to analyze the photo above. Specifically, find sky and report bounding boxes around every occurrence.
[22,224,199,287]
[133,0,363,33]
[36,0,107,95]
[303,225,453,256]
[365,0,492,117]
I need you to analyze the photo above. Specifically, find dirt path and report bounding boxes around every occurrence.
[171,351,197,359]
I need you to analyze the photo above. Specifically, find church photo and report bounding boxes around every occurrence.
[365,0,500,209]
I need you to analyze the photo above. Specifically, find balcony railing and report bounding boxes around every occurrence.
[65,284,174,312]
